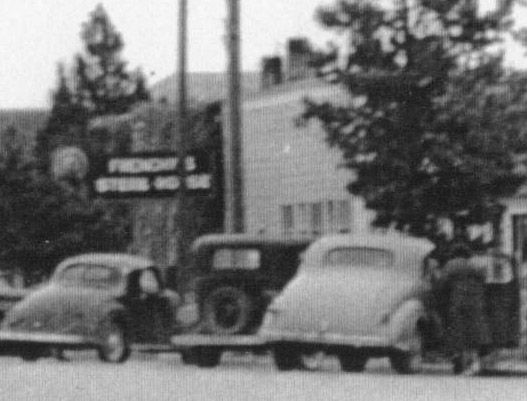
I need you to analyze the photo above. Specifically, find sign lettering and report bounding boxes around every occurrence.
[92,151,212,198]
[153,175,180,191]
[95,177,150,193]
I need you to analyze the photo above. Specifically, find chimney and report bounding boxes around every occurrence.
[286,38,313,81]
[261,56,283,89]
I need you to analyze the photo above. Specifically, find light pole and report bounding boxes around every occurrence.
[178,0,187,121]
[224,0,244,233]
[172,0,189,289]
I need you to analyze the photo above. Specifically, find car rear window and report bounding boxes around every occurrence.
[324,247,394,268]
[57,264,121,288]
[212,248,261,270]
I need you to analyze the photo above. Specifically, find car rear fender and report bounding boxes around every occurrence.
[387,298,426,351]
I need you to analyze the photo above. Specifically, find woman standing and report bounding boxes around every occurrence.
[439,246,491,375]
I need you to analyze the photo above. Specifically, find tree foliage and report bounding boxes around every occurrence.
[17,4,149,282]
[34,64,89,169]
[75,4,150,115]
[302,0,527,244]
[0,126,130,284]
[36,4,150,170]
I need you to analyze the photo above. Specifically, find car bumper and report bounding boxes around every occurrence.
[0,330,93,349]
[171,334,266,348]
[259,328,395,349]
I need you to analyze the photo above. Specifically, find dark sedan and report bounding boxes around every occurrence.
[0,253,180,363]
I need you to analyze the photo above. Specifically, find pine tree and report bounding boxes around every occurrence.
[36,4,150,173]
[35,63,88,170]
[302,0,527,245]
[75,4,150,116]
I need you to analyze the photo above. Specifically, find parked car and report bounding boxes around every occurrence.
[188,234,312,335]
[0,253,180,363]
[259,233,434,373]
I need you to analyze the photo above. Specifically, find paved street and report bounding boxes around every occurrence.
[0,352,526,401]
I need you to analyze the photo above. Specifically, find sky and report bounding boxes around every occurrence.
[0,0,336,109]
[1,0,527,109]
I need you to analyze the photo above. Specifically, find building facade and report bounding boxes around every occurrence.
[241,78,373,237]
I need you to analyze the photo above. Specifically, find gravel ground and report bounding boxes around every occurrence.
[0,351,526,401]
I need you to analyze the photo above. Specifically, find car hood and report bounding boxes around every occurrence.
[2,284,117,333]
[266,267,425,337]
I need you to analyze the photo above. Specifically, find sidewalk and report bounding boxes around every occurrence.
[422,349,527,375]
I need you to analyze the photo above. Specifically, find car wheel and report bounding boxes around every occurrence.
[272,344,301,371]
[20,347,43,362]
[300,351,325,371]
[201,286,254,335]
[180,348,199,365]
[195,347,222,368]
[50,347,69,362]
[452,351,475,375]
[97,319,131,363]
[389,349,422,374]
[338,351,368,373]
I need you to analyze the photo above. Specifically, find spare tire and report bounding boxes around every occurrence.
[201,285,255,335]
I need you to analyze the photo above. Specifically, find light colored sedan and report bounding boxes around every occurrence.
[259,233,434,373]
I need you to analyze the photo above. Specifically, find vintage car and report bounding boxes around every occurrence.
[259,233,435,373]
[0,253,180,363]
[187,234,312,335]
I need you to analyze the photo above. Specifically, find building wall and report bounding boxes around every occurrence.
[241,79,375,237]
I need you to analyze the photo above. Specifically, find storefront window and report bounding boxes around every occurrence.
[281,205,294,234]
[297,203,308,234]
[311,202,322,234]
[327,200,335,232]
[337,200,351,233]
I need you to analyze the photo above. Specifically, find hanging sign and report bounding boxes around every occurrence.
[92,151,212,198]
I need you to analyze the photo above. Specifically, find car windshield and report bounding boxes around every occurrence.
[212,248,261,270]
[56,264,121,289]
[324,247,394,268]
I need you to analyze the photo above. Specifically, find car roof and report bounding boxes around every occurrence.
[54,253,155,276]
[314,232,433,250]
[191,234,313,252]
[304,232,434,265]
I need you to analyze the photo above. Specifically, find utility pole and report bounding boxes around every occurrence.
[224,0,244,233]
[178,0,187,121]
[172,0,189,289]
